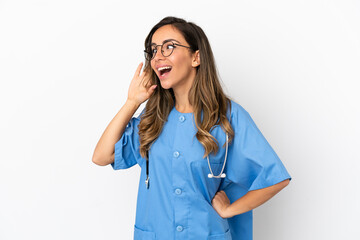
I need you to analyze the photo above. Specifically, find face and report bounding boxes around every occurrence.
[150,24,200,90]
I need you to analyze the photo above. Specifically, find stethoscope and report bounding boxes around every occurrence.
[145,133,228,189]
[207,132,228,179]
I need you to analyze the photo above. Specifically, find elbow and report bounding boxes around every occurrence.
[280,179,290,189]
[92,153,111,166]
[92,157,107,166]
[271,179,290,193]
[285,178,291,185]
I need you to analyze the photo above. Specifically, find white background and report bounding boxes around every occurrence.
[1,0,359,239]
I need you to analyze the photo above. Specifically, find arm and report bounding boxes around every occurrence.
[212,179,290,218]
[92,62,157,166]
[92,99,140,166]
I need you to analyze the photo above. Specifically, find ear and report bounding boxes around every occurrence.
[192,50,200,67]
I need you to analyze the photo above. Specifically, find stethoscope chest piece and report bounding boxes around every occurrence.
[145,151,150,189]
[145,176,150,189]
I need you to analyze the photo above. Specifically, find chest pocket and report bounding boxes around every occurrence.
[186,127,228,201]
[208,228,232,240]
[208,124,228,165]
[134,225,156,240]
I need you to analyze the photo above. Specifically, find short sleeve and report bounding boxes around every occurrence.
[225,102,292,191]
[111,109,144,170]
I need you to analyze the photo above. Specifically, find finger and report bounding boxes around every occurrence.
[149,85,157,92]
[141,75,150,87]
[141,66,150,78]
[145,77,154,88]
[134,62,143,78]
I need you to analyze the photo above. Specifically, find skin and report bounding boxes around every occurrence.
[212,179,290,218]
[150,24,200,113]
[148,24,290,218]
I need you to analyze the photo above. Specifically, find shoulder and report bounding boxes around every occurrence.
[228,99,251,122]
[227,99,258,134]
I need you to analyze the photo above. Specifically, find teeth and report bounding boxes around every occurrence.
[158,66,172,71]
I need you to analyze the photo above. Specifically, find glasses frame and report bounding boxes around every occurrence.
[144,42,191,60]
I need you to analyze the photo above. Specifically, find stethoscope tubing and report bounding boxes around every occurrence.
[207,133,228,178]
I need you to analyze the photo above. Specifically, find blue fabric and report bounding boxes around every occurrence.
[112,100,292,240]
[111,117,141,170]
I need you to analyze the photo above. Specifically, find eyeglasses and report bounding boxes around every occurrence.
[144,41,191,61]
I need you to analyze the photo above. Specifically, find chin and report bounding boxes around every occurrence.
[158,78,173,89]
[160,82,172,90]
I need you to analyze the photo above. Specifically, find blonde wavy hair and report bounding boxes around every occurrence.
[139,16,235,161]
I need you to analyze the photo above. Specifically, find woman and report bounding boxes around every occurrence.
[92,16,291,240]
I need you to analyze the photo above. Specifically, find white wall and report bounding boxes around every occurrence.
[0,0,359,239]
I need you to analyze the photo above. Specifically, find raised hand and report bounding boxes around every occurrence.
[127,62,157,106]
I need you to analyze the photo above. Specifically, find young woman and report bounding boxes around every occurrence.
[92,16,291,240]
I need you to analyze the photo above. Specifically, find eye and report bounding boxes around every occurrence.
[166,43,176,49]
[167,44,175,49]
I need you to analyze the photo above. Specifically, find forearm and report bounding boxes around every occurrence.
[223,179,290,218]
[92,99,140,166]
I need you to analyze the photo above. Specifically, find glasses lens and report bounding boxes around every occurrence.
[144,52,150,60]
[144,47,153,60]
[162,42,175,57]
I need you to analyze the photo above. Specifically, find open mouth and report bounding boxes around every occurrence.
[158,66,172,77]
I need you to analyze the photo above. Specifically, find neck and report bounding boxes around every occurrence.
[173,71,196,113]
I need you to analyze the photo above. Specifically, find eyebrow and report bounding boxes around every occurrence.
[150,39,180,46]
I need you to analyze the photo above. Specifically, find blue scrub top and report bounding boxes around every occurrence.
[111,100,292,240]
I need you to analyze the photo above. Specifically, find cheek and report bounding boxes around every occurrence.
[150,61,156,71]
[171,54,191,71]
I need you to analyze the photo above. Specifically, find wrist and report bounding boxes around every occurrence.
[126,99,140,109]
[223,204,234,218]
